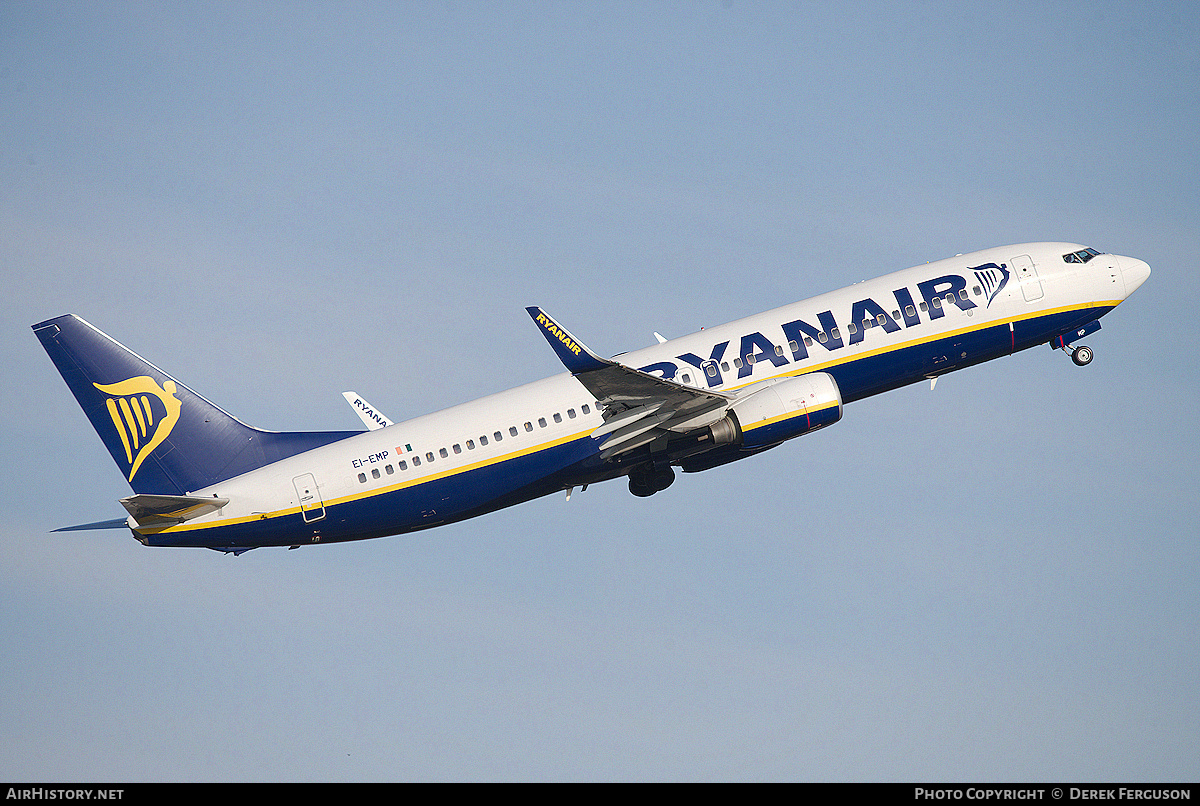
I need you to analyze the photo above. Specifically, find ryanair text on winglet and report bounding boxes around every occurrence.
[536,312,584,356]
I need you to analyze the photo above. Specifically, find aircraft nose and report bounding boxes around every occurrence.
[1118,255,1151,297]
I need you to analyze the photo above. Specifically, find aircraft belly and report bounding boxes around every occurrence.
[1011,305,1116,353]
[829,322,1014,403]
[142,434,602,548]
[36,243,1149,553]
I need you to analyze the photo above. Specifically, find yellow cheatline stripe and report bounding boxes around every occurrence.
[136,301,1121,536]
[141,426,599,535]
[741,399,840,433]
[724,300,1121,393]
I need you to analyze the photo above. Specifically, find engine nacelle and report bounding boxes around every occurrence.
[729,372,842,449]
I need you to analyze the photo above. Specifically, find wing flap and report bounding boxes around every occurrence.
[526,306,738,462]
[597,410,674,453]
[600,430,664,461]
[589,401,666,439]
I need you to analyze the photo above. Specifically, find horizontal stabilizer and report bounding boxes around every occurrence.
[53,517,131,532]
[119,494,229,529]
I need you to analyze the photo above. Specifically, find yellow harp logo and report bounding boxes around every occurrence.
[93,376,182,482]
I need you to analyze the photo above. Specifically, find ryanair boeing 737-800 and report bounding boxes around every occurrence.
[34,242,1150,553]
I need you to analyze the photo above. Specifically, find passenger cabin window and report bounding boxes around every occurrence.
[581,404,591,415]
[553,412,562,423]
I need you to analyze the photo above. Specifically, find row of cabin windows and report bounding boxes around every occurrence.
[357,403,594,484]
[675,286,987,384]
[361,282,993,478]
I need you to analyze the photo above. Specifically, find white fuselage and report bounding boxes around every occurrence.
[139,242,1149,549]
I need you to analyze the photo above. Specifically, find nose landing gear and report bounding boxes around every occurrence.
[1051,320,1102,367]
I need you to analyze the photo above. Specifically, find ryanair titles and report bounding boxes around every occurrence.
[637,269,1003,386]
[535,312,584,356]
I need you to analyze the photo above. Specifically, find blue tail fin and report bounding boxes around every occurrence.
[33,314,358,495]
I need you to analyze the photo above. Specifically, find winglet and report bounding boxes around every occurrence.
[342,391,392,430]
[526,307,610,374]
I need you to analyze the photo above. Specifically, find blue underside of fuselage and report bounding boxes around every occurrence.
[145,304,1112,550]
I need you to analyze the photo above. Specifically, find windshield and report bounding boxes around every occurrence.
[1063,247,1102,264]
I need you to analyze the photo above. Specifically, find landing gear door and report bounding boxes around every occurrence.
[293,473,326,523]
[1011,254,1044,302]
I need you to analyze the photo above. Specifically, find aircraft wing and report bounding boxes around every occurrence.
[526,307,734,459]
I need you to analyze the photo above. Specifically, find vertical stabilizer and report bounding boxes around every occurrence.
[33,314,357,495]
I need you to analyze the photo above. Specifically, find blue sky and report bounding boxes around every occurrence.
[2,1,1197,781]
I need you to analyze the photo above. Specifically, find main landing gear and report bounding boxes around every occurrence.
[628,464,676,497]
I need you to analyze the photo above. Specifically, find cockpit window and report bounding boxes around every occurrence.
[1063,247,1102,264]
